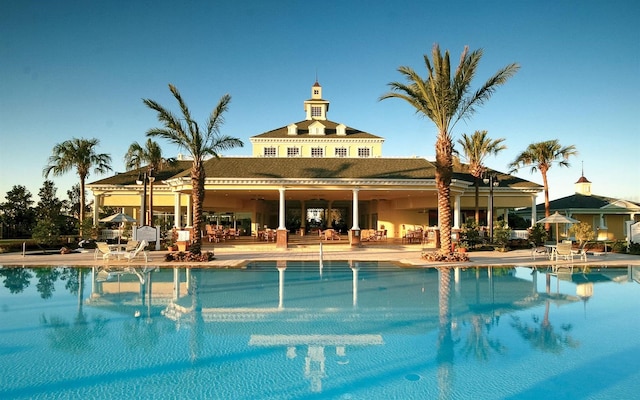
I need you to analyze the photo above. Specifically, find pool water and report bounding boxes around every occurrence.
[1,262,639,399]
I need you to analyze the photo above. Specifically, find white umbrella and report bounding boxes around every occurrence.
[99,212,137,244]
[536,212,579,243]
[99,212,137,224]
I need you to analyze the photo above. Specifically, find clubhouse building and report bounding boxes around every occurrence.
[88,81,546,246]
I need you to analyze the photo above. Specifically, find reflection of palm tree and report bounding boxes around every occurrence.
[40,269,109,354]
[436,266,454,400]
[461,315,505,362]
[511,300,579,353]
[189,268,204,362]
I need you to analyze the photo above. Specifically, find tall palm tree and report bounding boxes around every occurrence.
[143,84,244,254]
[380,44,519,255]
[508,140,577,231]
[43,138,112,235]
[124,138,175,226]
[457,130,506,224]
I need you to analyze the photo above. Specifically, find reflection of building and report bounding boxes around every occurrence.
[249,334,383,392]
[87,81,542,243]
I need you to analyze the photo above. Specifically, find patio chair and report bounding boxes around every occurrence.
[94,242,125,260]
[554,243,574,262]
[124,240,139,252]
[572,241,589,262]
[530,242,548,260]
[322,229,341,240]
[123,240,150,263]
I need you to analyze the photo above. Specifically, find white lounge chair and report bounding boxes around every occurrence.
[554,243,574,262]
[95,242,126,261]
[123,240,150,263]
[572,241,589,262]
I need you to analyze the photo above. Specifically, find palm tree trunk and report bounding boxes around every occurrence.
[541,169,551,233]
[79,176,86,237]
[190,162,204,254]
[435,135,453,254]
[474,177,480,224]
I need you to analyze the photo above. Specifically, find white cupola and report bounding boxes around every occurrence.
[304,81,330,121]
[575,163,592,196]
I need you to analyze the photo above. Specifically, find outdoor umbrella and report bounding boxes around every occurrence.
[536,212,579,243]
[99,212,137,244]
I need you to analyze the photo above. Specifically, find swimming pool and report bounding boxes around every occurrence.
[1,262,639,399]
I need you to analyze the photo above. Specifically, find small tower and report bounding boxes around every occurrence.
[575,162,592,195]
[304,81,330,120]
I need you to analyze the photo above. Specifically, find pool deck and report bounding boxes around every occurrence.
[1,239,639,269]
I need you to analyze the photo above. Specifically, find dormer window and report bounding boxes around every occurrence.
[335,147,347,157]
[358,148,371,158]
[263,147,276,157]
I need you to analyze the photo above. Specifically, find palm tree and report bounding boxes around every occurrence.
[143,84,244,254]
[124,138,175,226]
[43,138,112,235]
[457,130,506,224]
[380,44,519,255]
[508,140,577,232]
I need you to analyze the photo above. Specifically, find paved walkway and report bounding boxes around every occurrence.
[1,240,638,269]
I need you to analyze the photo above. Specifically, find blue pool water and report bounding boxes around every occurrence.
[1,262,639,399]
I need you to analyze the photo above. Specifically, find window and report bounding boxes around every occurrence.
[263,147,276,157]
[313,89,319,95]
[358,147,371,158]
[287,147,300,157]
[311,147,324,157]
[311,106,322,117]
[335,147,347,157]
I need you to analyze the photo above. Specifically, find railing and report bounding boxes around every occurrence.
[511,230,529,240]
[99,229,120,240]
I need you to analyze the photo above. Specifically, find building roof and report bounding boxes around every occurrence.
[529,193,640,213]
[251,119,382,140]
[88,157,538,189]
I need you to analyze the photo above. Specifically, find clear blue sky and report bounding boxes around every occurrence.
[1,0,639,205]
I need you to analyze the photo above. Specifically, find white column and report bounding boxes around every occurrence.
[453,195,461,229]
[531,194,537,226]
[186,194,192,227]
[174,193,182,228]
[93,194,101,226]
[300,200,306,232]
[351,188,360,230]
[278,188,286,230]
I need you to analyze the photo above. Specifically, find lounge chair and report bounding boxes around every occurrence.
[530,242,548,260]
[95,242,125,261]
[123,240,150,263]
[124,240,139,252]
[572,241,589,262]
[554,243,574,262]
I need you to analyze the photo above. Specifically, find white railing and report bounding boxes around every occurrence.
[511,230,529,240]
[99,229,120,240]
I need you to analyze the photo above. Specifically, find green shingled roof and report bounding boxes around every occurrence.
[252,119,382,139]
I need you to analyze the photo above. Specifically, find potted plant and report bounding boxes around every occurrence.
[457,241,469,253]
[165,229,178,252]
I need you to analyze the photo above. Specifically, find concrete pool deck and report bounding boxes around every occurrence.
[1,240,639,269]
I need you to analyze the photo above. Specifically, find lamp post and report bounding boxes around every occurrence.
[136,171,155,226]
[483,173,499,243]
[136,173,148,226]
